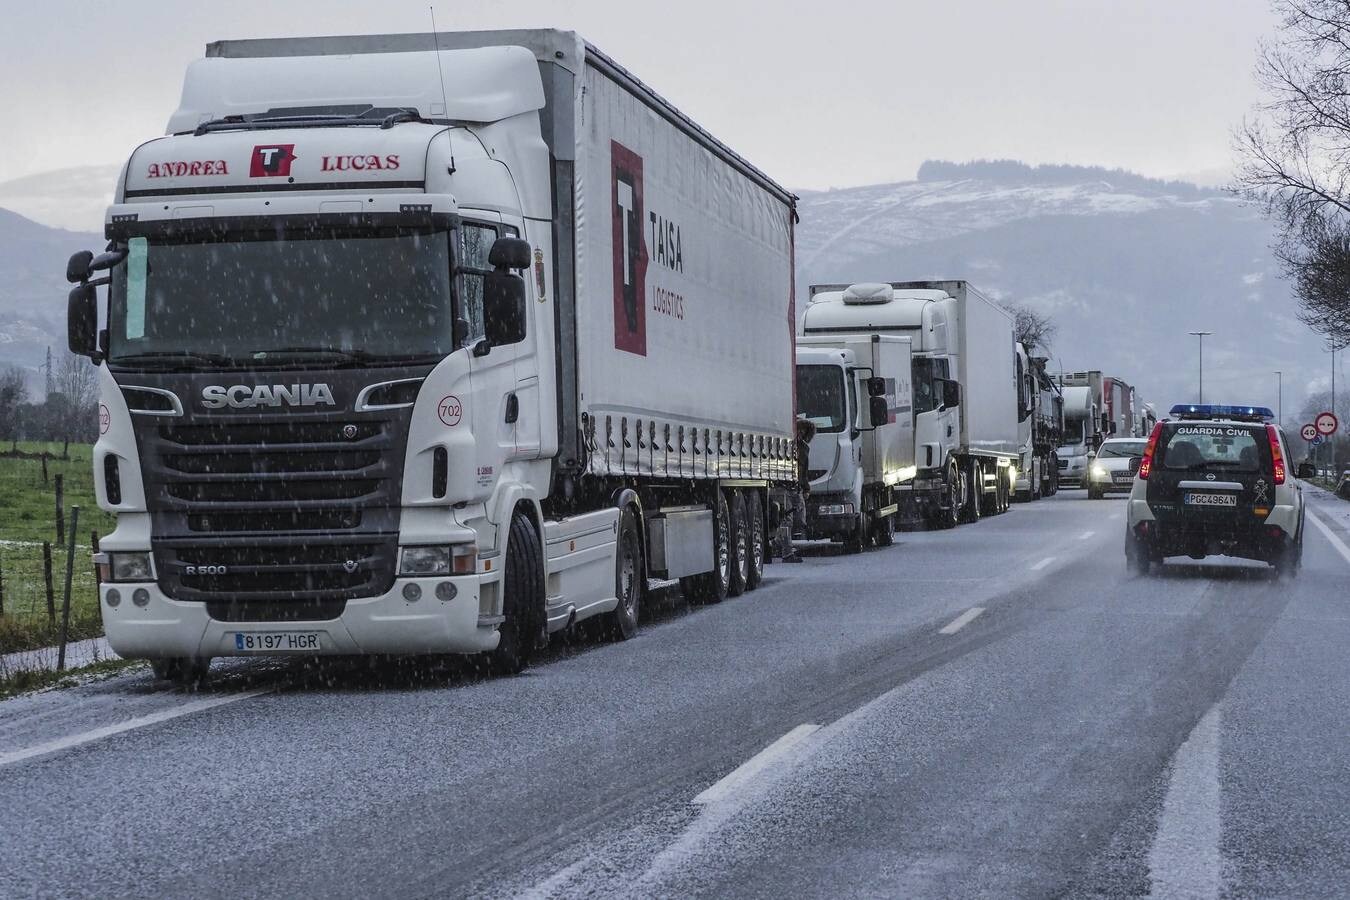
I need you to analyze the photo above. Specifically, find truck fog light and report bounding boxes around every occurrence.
[132,588,150,607]
[403,582,422,602]
[105,588,121,608]
[435,581,457,602]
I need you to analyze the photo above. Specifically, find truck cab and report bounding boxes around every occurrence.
[794,338,912,552]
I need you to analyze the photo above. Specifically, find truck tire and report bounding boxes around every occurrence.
[728,490,750,597]
[927,460,962,530]
[486,512,545,675]
[873,510,895,547]
[681,489,730,605]
[596,506,642,640]
[151,657,210,688]
[842,513,866,554]
[961,462,983,524]
[745,490,766,589]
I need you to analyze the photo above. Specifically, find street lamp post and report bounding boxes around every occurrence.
[1188,331,1212,404]
[1274,370,1282,429]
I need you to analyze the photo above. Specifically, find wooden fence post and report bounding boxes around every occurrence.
[54,473,65,545]
[43,540,56,624]
[57,506,80,671]
[0,551,6,617]
[41,453,49,484]
[91,530,101,587]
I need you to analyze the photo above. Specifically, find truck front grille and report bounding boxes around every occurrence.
[154,538,396,603]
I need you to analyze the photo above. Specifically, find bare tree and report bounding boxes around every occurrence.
[1009,305,1057,352]
[0,366,27,445]
[1236,1,1350,344]
[53,351,98,453]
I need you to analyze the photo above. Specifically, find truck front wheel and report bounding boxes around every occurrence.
[486,512,545,675]
[927,461,962,530]
[151,657,210,688]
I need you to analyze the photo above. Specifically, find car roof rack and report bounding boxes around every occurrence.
[1168,404,1274,422]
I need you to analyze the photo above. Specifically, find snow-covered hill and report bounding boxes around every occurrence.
[795,160,1320,418]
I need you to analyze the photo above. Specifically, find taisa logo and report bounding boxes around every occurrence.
[250,144,297,177]
[611,140,647,357]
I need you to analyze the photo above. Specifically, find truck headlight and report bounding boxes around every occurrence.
[106,552,152,583]
[399,544,477,576]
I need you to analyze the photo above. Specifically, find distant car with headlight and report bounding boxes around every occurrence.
[1086,437,1147,499]
[1125,405,1304,576]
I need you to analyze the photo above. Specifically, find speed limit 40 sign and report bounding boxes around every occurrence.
[1316,411,1339,436]
[1303,423,1319,442]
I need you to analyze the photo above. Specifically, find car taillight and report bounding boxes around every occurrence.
[1137,422,1164,480]
[1266,423,1285,485]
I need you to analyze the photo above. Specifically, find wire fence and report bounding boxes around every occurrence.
[0,446,112,658]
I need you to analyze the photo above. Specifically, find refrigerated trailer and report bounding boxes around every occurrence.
[66,29,798,681]
[801,281,1018,528]
[795,334,915,551]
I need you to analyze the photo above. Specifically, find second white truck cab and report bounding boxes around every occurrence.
[795,335,915,551]
[802,281,1019,529]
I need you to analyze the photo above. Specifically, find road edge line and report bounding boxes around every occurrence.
[0,689,271,768]
[1306,509,1350,567]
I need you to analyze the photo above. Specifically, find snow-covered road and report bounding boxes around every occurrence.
[2,491,1349,897]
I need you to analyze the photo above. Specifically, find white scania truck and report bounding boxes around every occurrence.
[801,282,1019,528]
[794,334,915,551]
[65,29,798,682]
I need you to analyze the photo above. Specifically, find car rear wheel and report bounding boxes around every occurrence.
[1125,535,1151,576]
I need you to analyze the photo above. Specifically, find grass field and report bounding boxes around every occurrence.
[0,442,115,655]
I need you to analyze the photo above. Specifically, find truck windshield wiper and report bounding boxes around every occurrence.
[249,346,377,365]
[108,351,235,369]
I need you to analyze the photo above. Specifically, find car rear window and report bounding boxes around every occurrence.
[1158,424,1265,472]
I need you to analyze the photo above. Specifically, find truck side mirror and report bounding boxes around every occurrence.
[1297,461,1316,479]
[867,376,886,397]
[67,250,93,284]
[869,395,888,427]
[481,270,527,349]
[942,380,961,409]
[487,236,531,270]
[68,283,98,358]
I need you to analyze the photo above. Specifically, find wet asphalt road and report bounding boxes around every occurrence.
[2,487,1349,898]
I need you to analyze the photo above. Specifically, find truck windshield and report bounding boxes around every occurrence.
[1062,418,1085,446]
[796,364,847,433]
[107,226,456,368]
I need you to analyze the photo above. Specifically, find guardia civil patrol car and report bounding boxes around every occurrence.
[1125,405,1305,575]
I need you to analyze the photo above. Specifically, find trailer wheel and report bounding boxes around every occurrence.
[727,490,750,597]
[151,657,210,688]
[596,507,642,641]
[745,490,766,589]
[486,512,545,675]
[681,489,730,605]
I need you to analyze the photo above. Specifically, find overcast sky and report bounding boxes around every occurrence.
[0,0,1275,189]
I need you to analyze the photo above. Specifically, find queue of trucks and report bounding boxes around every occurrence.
[62,28,1149,680]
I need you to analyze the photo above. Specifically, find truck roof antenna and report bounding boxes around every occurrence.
[429,7,456,174]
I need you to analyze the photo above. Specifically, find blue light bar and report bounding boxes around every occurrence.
[1168,404,1275,421]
